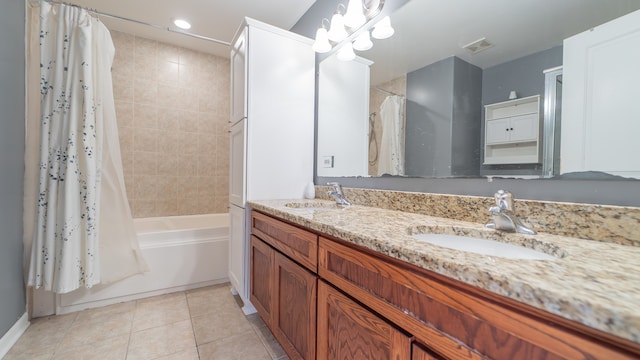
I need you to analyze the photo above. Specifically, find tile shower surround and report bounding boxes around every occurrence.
[111,30,230,218]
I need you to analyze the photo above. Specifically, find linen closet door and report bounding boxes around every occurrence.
[561,9,640,178]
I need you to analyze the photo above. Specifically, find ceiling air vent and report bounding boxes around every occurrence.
[462,37,494,54]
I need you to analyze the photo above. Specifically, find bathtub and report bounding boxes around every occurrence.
[56,214,229,314]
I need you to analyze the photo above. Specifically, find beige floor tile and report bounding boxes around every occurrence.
[127,319,196,360]
[198,331,271,360]
[58,310,133,349]
[249,315,287,359]
[74,301,136,323]
[191,306,252,345]
[153,346,200,360]
[51,333,129,360]
[132,292,190,331]
[3,345,55,360]
[4,313,78,359]
[186,284,237,318]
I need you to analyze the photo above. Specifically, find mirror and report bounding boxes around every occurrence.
[317,0,640,179]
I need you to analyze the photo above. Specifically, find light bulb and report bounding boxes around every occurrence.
[353,31,373,51]
[344,0,366,28]
[173,19,191,30]
[337,42,356,61]
[327,12,348,42]
[312,27,332,53]
[372,16,394,39]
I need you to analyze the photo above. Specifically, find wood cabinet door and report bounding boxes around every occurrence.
[318,280,411,360]
[412,343,443,360]
[250,235,274,327]
[273,251,317,360]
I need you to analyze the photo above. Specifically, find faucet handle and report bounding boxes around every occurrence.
[494,190,514,210]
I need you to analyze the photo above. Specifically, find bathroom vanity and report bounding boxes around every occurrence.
[248,197,640,359]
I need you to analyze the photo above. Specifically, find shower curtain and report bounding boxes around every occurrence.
[377,95,405,176]
[24,2,147,294]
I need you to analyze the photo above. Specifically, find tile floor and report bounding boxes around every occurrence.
[4,283,289,360]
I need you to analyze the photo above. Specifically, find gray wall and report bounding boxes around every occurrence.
[405,56,481,177]
[451,57,483,176]
[406,57,454,176]
[0,0,27,337]
[480,46,563,176]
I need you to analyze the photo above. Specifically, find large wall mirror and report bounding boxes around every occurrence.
[316,0,640,185]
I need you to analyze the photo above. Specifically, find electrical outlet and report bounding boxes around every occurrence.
[322,156,334,168]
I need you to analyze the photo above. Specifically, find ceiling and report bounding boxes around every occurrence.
[62,0,317,58]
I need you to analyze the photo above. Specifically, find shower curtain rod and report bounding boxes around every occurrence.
[41,0,231,47]
[372,86,405,98]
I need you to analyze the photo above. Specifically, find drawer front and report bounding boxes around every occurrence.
[251,211,318,272]
[319,237,634,360]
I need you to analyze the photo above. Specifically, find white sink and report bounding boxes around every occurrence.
[412,234,558,260]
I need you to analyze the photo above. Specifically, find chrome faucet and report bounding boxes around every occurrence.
[327,182,351,206]
[485,190,536,235]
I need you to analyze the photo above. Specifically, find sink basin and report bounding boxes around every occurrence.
[412,234,558,260]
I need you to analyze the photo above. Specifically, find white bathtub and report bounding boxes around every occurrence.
[56,214,229,314]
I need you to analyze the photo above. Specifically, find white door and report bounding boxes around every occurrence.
[561,9,640,178]
[228,204,245,299]
[230,28,247,125]
[229,119,246,207]
[509,114,538,142]
[485,118,510,144]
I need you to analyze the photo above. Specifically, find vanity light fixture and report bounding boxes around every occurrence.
[173,18,191,30]
[312,0,390,57]
[312,19,332,53]
[344,0,366,28]
[336,42,356,61]
[353,30,373,51]
[371,16,394,39]
[327,5,349,42]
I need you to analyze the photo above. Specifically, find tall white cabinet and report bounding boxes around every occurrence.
[561,9,640,178]
[228,18,315,314]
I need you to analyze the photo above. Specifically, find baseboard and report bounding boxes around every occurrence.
[55,278,229,315]
[0,312,30,359]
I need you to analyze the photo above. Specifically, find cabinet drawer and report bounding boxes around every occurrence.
[251,211,318,272]
[319,237,635,359]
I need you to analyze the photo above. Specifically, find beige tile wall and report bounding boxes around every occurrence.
[110,30,230,218]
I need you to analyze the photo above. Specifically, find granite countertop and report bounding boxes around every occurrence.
[248,199,640,344]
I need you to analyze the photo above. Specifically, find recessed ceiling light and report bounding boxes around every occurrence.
[173,19,191,30]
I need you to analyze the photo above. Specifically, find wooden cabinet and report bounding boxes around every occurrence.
[484,95,541,165]
[318,280,411,359]
[249,235,274,325]
[273,251,317,360]
[250,211,317,360]
[252,211,640,360]
[319,236,639,359]
[412,343,443,360]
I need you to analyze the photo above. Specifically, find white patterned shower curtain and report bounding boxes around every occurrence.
[377,95,405,176]
[25,2,147,294]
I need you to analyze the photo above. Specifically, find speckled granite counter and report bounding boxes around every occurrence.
[248,198,640,345]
